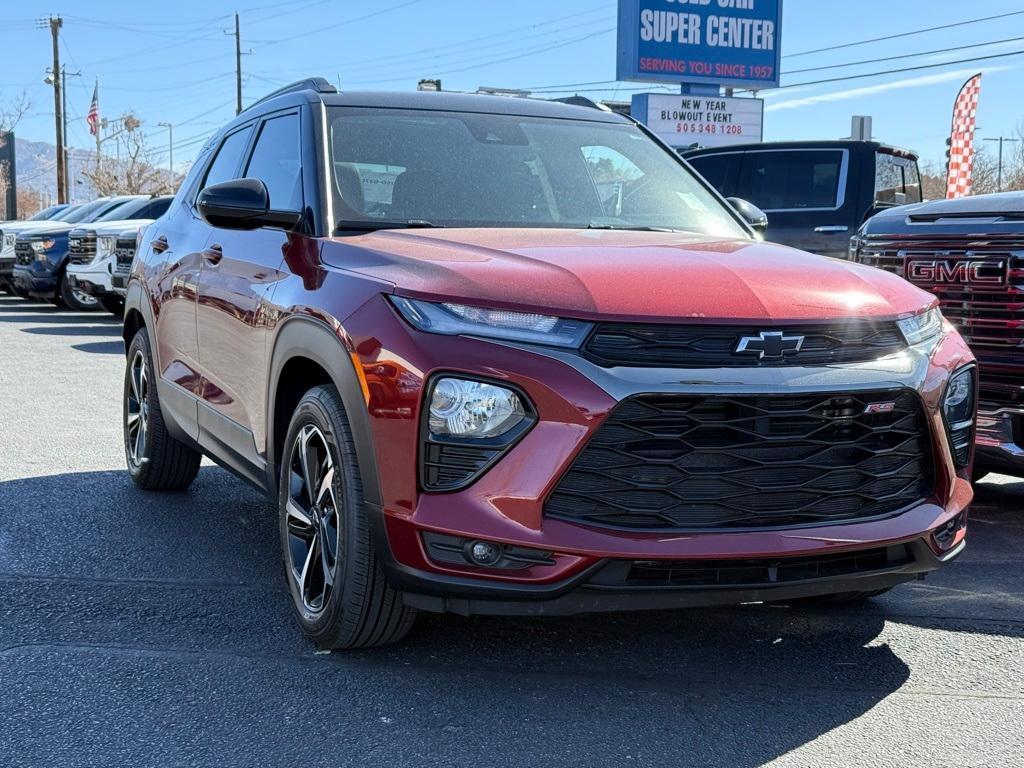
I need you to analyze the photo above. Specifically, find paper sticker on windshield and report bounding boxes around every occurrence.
[678,191,709,212]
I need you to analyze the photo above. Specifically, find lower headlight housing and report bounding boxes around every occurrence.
[421,375,536,491]
[943,365,976,468]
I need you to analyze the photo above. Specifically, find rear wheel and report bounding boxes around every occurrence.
[59,271,99,311]
[98,294,125,317]
[124,328,202,490]
[279,385,416,649]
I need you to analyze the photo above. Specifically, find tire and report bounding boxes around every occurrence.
[59,270,99,311]
[98,294,125,317]
[123,327,202,491]
[279,385,416,649]
[796,587,893,604]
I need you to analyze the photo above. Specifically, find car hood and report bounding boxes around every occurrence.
[79,219,154,235]
[0,221,63,235]
[321,228,936,322]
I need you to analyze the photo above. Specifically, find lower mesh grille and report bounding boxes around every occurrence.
[422,442,501,491]
[590,545,913,588]
[546,390,933,530]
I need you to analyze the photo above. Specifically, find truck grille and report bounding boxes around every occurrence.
[114,236,137,273]
[14,241,33,266]
[546,390,933,530]
[68,231,97,265]
[859,237,1024,408]
[582,321,906,367]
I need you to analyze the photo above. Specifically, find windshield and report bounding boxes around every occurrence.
[28,205,67,221]
[328,107,746,237]
[62,199,118,224]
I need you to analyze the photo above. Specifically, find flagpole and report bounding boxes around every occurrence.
[93,78,101,173]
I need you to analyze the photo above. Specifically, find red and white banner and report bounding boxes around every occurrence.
[945,73,982,199]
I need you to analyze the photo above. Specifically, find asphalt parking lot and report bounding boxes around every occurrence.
[0,294,1022,768]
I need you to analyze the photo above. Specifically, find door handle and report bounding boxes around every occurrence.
[813,225,849,233]
[151,235,169,254]
[203,244,223,265]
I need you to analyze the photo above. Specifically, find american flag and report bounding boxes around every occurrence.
[86,82,100,137]
[945,73,982,199]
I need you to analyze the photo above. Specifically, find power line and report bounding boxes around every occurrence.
[784,9,1024,59]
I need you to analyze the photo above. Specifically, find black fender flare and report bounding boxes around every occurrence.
[265,316,382,509]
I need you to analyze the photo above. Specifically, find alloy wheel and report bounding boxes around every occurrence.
[125,350,149,467]
[285,424,341,614]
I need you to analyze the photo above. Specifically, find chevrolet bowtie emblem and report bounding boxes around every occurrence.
[735,331,805,359]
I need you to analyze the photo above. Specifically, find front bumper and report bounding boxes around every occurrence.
[11,265,58,297]
[975,404,1024,475]
[341,297,976,614]
[66,264,118,297]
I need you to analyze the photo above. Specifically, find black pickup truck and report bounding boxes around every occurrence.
[685,140,921,258]
[850,192,1024,479]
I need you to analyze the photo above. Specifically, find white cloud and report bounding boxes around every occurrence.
[764,66,1013,112]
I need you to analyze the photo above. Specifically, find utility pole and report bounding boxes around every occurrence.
[158,122,174,176]
[233,13,242,114]
[42,16,66,203]
[983,136,1021,192]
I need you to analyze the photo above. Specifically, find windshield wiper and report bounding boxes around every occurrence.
[334,219,441,233]
[586,222,679,232]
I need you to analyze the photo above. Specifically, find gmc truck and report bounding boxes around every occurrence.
[851,192,1024,479]
[686,140,922,259]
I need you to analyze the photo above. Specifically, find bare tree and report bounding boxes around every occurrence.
[0,90,30,133]
[80,121,175,196]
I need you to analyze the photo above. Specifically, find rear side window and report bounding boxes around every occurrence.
[138,198,172,219]
[202,126,253,190]
[244,113,303,211]
[687,153,740,197]
[742,150,845,211]
[875,152,922,205]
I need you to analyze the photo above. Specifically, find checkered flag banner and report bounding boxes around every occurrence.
[945,73,982,199]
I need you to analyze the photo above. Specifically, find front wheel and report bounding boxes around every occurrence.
[98,294,125,317]
[60,271,99,311]
[279,385,416,649]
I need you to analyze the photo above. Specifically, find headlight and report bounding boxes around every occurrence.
[897,307,944,347]
[391,297,592,348]
[96,235,117,260]
[30,238,56,257]
[428,377,526,438]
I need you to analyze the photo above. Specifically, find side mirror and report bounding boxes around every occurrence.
[726,197,768,235]
[196,178,302,231]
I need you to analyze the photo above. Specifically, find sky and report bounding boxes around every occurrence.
[2,0,1023,175]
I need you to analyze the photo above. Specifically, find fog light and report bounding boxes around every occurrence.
[467,540,502,567]
[428,377,525,439]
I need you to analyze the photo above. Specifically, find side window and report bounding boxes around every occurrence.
[875,153,922,205]
[139,199,172,219]
[201,126,253,191]
[687,154,740,197]
[742,150,844,211]
[244,113,302,211]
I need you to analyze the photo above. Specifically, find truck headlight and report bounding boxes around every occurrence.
[96,235,117,261]
[897,307,943,347]
[31,239,56,259]
[943,366,976,468]
[428,377,526,439]
[391,297,592,348]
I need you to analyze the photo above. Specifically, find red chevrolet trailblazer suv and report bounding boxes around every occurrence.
[122,79,975,648]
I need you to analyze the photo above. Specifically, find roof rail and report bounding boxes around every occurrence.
[247,77,337,111]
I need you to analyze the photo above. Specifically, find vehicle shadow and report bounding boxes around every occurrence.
[70,340,124,355]
[20,324,121,337]
[0,467,917,767]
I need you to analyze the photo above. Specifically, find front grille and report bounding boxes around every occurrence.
[591,544,913,588]
[14,241,33,266]
[421,442,501,491]
[68,231,96,265]
[860,237,1024,410]
[582,321,906,368]
[546,390,933,530]
[114,237,137,273]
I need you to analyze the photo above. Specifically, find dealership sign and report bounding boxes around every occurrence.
[617,0,783,88]
[632,92,763,148]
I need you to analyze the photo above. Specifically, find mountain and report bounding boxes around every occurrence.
[15,136,100,204]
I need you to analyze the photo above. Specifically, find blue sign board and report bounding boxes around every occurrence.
[617,0,783,89]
